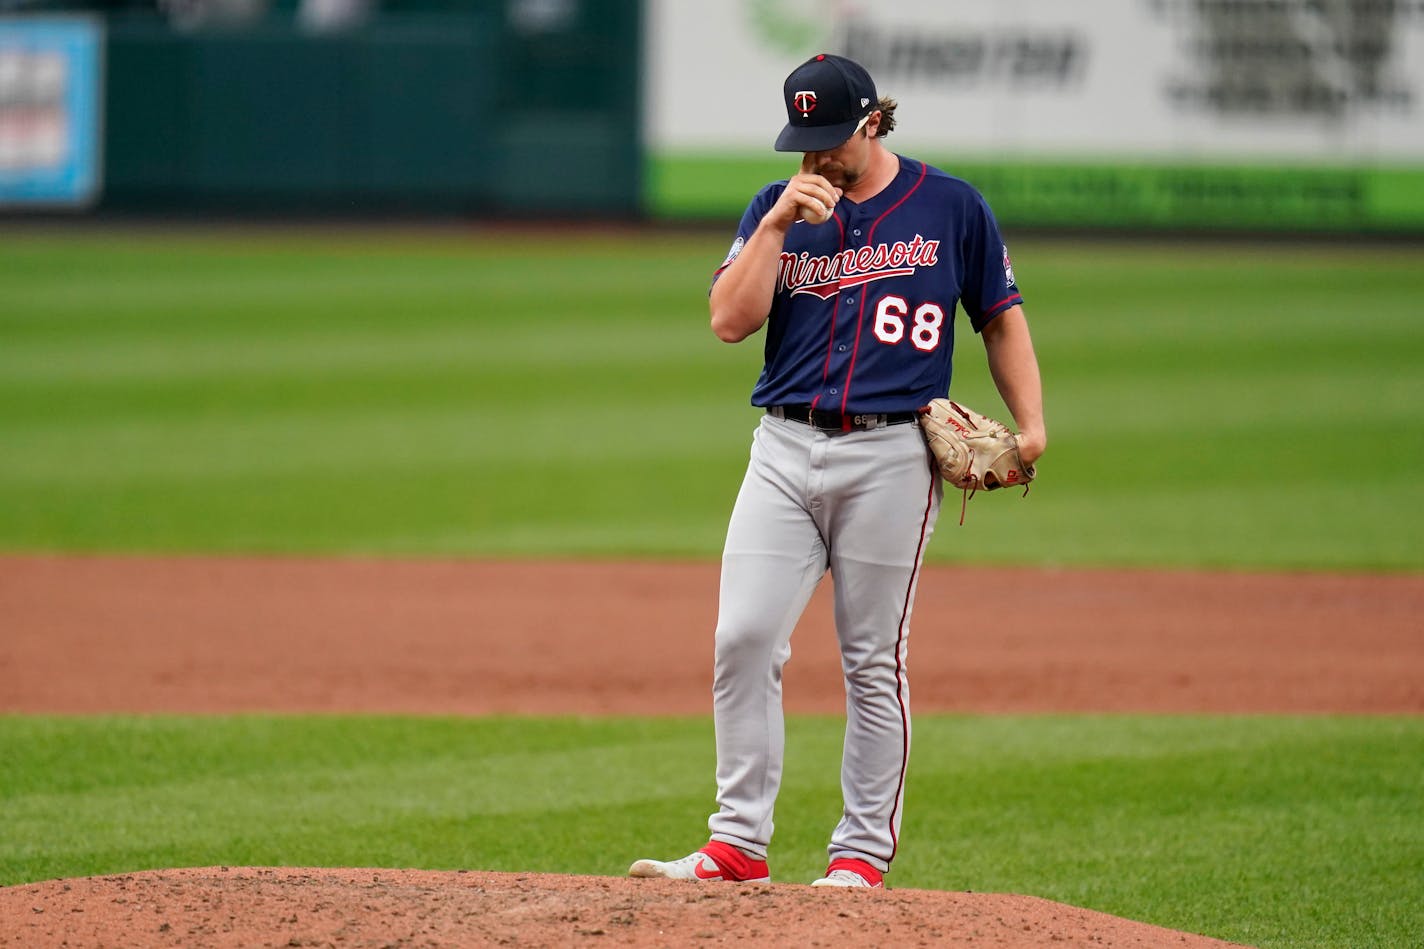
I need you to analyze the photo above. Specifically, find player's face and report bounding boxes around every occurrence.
[802,114,877,189]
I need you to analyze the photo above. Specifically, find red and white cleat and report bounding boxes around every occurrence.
[811,858,884,888]
[628,840,771,883]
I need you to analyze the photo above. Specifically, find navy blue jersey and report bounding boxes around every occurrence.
[712,155,1023,414]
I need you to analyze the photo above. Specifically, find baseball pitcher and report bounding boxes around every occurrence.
[630,52,1046,889]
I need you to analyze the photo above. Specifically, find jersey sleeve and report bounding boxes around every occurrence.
[958,189,1024,332]
[710,182,786,288]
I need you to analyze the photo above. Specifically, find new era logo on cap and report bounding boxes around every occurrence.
[775,54,878,153]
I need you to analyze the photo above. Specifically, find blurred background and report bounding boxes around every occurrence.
[3,11,1420,942]
[2,0,1422,230]
[1,1,1421,570]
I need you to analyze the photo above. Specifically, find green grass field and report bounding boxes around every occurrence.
[2,227,1421,947]
[3,715,1422,948]
[2,228,1421,568]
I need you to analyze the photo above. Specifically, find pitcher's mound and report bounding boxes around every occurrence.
[2,866,1248,947]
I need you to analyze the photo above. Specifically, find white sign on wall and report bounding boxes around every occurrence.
[646,0,1424,160]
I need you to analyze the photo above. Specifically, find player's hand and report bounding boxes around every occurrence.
[769,159,841,227]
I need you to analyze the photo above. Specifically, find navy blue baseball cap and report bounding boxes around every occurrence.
[775,53,878,152]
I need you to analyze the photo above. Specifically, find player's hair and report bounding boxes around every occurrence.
[874,97,897,138]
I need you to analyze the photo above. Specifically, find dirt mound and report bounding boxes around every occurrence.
[7,555,1418,946]
[1,866,1247,948]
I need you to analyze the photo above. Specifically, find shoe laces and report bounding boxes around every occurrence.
[822,868,873,886]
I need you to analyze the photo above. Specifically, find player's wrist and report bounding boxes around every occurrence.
[759,209,798,234]
[1015,429,1046,466]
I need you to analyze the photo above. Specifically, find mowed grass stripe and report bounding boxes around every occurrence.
[2,714,1421,948]
[2,230,1421,568]
[2,745,708,863]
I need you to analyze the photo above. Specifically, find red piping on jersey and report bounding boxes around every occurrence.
[887,458,937,864]
[983,293,1023,320]
[839,160,928,416]
[811,212,849,411]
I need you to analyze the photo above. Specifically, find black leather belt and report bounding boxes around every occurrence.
[767,404,919,433]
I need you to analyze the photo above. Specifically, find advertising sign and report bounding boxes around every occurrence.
[0,17,103,208]
[647,0,1424,230]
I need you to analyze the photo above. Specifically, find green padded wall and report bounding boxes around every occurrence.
[99,2,641,216]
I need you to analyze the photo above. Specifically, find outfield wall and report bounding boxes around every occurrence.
[648,0,1424,233]
[4,0,1423,231]
[1,1,643,216]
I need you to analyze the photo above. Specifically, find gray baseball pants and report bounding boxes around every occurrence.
[707,412,942,872]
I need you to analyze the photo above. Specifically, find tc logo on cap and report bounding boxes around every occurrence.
[775,53,878,152]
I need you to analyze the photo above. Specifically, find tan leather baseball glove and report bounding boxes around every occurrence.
[917,399,1035,519]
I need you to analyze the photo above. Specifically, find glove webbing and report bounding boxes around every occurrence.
[954,476,1031,526]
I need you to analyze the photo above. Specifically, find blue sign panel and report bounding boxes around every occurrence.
[0,17,103,207]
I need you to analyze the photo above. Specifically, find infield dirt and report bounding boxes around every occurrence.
[3,555,1421,947]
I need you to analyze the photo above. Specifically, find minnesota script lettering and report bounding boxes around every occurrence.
[779,235,940,300]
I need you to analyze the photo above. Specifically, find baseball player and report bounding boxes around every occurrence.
[629,53,1045,888]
